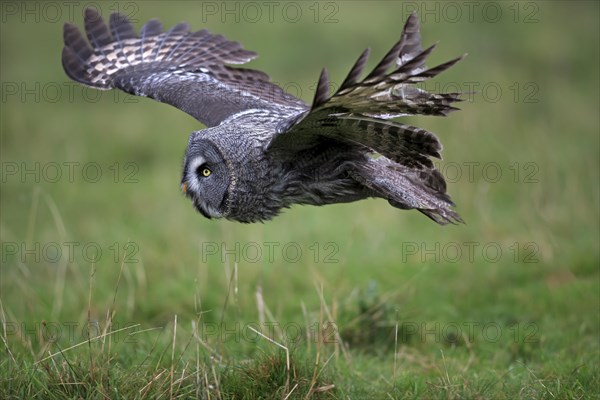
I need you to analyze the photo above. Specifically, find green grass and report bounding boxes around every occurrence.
[1,1,598,398]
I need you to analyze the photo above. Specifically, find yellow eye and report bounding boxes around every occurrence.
[195,164,212,178]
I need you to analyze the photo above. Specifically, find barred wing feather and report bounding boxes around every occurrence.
[62,8,307,127]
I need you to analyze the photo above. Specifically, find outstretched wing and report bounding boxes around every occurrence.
[269,11,464,167]
[269,12,465,224]
[62,8,307,127]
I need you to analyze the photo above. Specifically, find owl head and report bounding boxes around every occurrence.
[181,130,232,220]
[181,128,283,223]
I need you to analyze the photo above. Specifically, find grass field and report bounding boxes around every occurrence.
[1,1,599,398]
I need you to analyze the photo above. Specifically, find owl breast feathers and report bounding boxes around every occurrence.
[63,9,465,224]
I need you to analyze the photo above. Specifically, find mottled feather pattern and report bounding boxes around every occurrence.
[338,48,371,92]
[269,11,464,223]
[62,8,306,127]
[64,8,256,89]
[351,157,462,225]
[271,111,444,170]
[309,12,464,119]
[62,9,464,224]
[339,115,442,168]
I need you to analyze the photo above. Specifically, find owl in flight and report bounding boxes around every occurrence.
[63,9,465,224]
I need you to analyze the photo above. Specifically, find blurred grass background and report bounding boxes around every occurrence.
[1,1,598,398]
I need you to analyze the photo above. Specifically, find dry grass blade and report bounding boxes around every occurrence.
[247,325,291,396]
[255,285,284,341]
[170,314,178,400]
[0,299,17,366]
[87,263,97,383]
[313,384,335,393]
[34,324,140,365]
[300,301,311,354]
[256,284,266,326]
[283,383,299,400]
[305,283,324,399]
[211,361,223,400]
[393,308,400,381]
[139,368,168,398]
[313,281,351,365]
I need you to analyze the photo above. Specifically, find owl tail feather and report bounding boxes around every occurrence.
[351,157,463,225]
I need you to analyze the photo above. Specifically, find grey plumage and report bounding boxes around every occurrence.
[62,9,465,224]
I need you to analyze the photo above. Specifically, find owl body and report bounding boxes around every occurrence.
[183,110,370,222]
[62,9,465,224]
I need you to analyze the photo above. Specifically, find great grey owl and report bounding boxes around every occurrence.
[62,9,465,224]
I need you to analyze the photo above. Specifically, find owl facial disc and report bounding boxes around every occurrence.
[183,155,224,219]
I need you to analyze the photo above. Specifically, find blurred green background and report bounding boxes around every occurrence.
[1,1,598,397]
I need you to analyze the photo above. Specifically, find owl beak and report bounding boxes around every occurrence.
[181,182,188,194]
